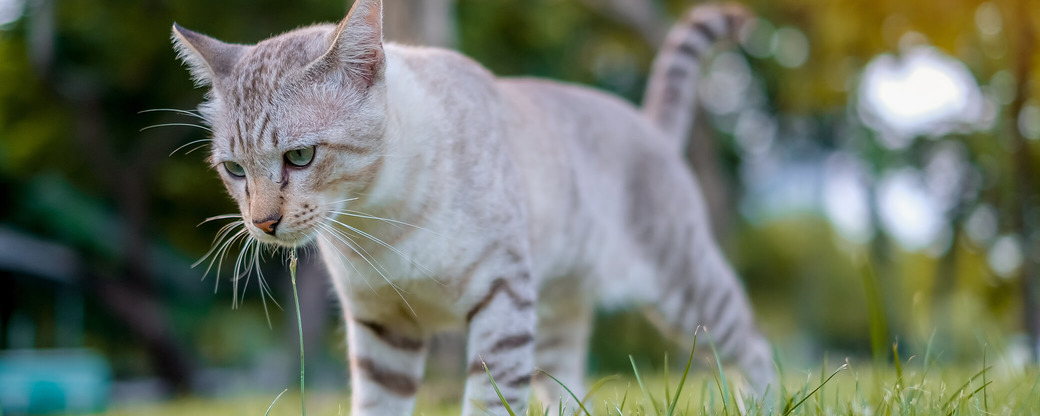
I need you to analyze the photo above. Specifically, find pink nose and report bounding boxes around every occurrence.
[253,215,282,235]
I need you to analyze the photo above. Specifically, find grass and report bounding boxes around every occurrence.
[103,243,1038,415]
[102,359,1039,415]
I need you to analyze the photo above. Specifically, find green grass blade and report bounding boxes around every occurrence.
[629,355,661,415]
[707,329,731,413]
[665,329,698,416]
[941,366,992,412]
[482,360,517,416]
[577,374,620,414]
[289,249,306,416]
[536,370,591,416]
[781,362,848,416]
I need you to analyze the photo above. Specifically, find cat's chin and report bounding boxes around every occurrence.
[251,230,317,248]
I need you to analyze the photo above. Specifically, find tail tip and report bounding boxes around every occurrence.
[684,2,754,40]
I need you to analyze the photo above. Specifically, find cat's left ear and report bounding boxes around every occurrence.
[171,23,246,87]
[308,0,384,87]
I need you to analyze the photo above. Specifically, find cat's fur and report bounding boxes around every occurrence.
[172,1,774,414]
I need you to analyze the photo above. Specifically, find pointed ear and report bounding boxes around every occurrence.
[308,0,384,87]
[171,23,246,87]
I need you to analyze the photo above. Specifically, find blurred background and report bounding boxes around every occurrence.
[1,0,1039,413]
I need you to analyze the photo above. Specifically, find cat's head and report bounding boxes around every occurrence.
[172,0,386,247]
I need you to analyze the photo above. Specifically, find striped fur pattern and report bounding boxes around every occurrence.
[643,3,750,149]
[172,1,772,414]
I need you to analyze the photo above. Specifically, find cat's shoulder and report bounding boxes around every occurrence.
[385,43,496,85]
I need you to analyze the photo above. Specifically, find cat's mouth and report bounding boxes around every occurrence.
[249,226,318,248]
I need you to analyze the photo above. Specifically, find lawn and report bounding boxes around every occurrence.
[103,358,1039,416]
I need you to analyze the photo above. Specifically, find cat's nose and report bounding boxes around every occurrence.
[253,214,282,235]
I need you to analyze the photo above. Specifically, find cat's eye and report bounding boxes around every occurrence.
[223,161,246,178]
[285,146,316,167]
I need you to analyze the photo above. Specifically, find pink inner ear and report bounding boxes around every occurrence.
[357,48,384,87]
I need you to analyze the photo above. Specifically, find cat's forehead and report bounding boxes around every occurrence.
[221,26,335,110]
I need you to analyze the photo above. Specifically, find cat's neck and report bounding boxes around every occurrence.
[348,44,461,221]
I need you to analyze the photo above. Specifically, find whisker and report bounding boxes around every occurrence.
[138,108,205,120]
[329,209,443,237]
[184,144,210,155]
[170,139,213,157]
[194,223,244,270]
[316,232,370,296]
[213,231,248,294]
[317,222,415,316]
[322,197,361,206]
[140,123,213,133]
[198,213,243,227]
[325,216,441,285]
[232,238,255,309]
[253,243,274,329]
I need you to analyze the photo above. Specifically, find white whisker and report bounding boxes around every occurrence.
[140,123,213,133]
[197,213,243,227]
[170,138,213,157]
[138,108,205,120]
[325,216,442,286]
[322,197,361,206]
[317,222,415,316]
[329,209,443,237]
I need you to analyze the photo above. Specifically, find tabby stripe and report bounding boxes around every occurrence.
[724,13,737,34]
[235,119,245,150]
[675,41,701,60]
[466,278,534,322]
[325,141,376,154]
[355,357,419,396]
[490,333,534,353]
[468,358,493,376]
[535,335,566,351]
[458,242,501,290]
[714,315,739,350]
[257,112,271,145]
[355,319,425,351]
[706,289,734,326]
[692,21,718,43]
[505,373,532,388]
[485,397,521,408]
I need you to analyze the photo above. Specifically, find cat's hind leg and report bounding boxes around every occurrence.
[531,278,594,414]
[644,235,777,400]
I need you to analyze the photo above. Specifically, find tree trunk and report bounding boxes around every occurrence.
[382,0,457,48]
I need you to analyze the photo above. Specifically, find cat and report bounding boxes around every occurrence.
[172,0,775,414]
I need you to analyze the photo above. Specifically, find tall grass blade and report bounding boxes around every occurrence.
[537,370,592,416]
[482,360,517,416]
[857,253,889,365]
[665,328,699,416]
[290,249,306,416]
[781,361,848,416]
[707,330,731,414]
[628,355,661,415]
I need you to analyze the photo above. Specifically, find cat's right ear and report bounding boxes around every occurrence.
[306,0,384,88]
[171,23,245,87]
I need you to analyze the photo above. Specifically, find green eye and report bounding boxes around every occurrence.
[223,161,246,177]
[285,146,316,167]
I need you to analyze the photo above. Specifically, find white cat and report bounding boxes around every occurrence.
[172,1,774,414]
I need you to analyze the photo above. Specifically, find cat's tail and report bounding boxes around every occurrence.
[642,3,750,149]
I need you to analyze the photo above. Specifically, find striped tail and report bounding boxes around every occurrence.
[642,3,750,149]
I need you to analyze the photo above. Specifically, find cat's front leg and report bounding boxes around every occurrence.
[346,316,429,415]
[461,273,538,416]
